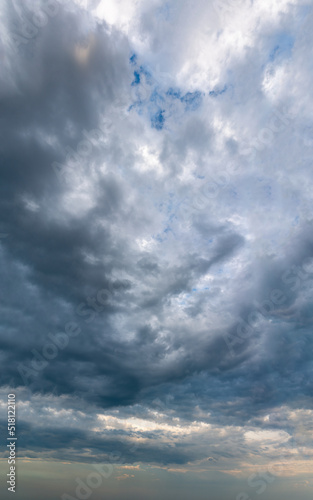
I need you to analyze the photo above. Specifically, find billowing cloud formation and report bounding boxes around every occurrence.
[0,0,313,482]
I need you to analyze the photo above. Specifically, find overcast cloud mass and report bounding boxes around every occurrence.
[0,0,313,499]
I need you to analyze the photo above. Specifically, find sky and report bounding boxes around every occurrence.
[0,0,313,499]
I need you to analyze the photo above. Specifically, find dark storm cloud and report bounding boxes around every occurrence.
[0,1,133,302]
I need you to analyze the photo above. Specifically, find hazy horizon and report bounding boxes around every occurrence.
[0,0,313,499]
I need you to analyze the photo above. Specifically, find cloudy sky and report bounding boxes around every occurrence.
[0,0,313,499]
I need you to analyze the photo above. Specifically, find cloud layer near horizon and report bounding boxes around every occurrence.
[0,0,313,488]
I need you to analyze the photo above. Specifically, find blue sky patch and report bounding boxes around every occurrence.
[129,53,137,65]
[209,86,227,98]
[151,109,165,130]
[269,33,294,62]
[132,71,141,85]
[166,88,203,110]
[129,55,203,130]
[166,87,182,99]
[181,91,203,110]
